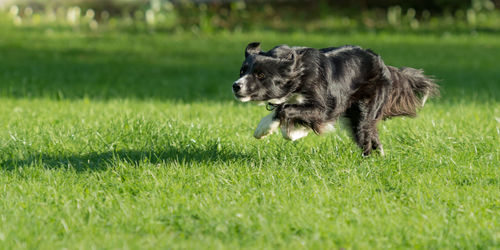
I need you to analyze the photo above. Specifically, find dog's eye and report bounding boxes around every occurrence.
[256,72,265,79]
[239,69,244,76]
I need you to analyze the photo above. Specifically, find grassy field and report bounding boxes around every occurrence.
[0,25,499,249]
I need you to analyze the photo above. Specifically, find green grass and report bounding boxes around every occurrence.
[0,26,499,249]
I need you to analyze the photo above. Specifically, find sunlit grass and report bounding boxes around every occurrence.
[0,27,499,249]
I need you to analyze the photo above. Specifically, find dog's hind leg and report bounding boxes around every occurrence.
[345,102,370,155]
[346,98,386,156]
[370,127,384,156]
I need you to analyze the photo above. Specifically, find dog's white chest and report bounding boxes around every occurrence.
[268,93,306,105]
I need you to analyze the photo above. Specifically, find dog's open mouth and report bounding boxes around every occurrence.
[234,94,252,102]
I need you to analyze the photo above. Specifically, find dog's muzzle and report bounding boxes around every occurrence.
[232,75,252,102]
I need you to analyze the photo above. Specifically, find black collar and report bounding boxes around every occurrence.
[266,102,279,111]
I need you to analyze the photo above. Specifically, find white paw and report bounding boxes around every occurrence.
[321,122,336,133]
[421,92,429,107]
[379,146,385,156]
[254,111,280,139]
[281,122,309,141]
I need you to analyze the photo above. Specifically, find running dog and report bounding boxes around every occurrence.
[232,42,438,156]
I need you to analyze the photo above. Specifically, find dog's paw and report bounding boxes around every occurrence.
[379,145,385,156]
[320,122,336,133]
[254,112,280,139]
[281,122,309,141]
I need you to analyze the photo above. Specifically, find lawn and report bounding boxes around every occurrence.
[0,26,499,249]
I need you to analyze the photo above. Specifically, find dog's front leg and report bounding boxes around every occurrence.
[277,104,324,141]
[280,120,309,141]
[253,110,280,139]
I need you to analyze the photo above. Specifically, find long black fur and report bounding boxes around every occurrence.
[232,42,439,156]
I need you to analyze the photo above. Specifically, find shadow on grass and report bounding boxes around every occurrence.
[1,144,252,172]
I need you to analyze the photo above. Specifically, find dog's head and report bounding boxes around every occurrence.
[232,42,299,103]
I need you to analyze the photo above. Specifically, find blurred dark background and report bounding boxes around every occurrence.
[1,0,498,33]
[4,0,499,12]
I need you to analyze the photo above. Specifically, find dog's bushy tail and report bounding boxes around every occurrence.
[383,66,439,118]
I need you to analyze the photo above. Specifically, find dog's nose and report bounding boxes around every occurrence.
[232,82,241,92]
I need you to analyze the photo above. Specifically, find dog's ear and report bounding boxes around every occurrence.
[269,45,296,62]
[279,50,297,65]
[245,42,261,58]
[284,51,295,61]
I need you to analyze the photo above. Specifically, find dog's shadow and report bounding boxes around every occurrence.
[1,143,251,172]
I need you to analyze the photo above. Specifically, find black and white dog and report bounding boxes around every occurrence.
[232,42,438,156]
